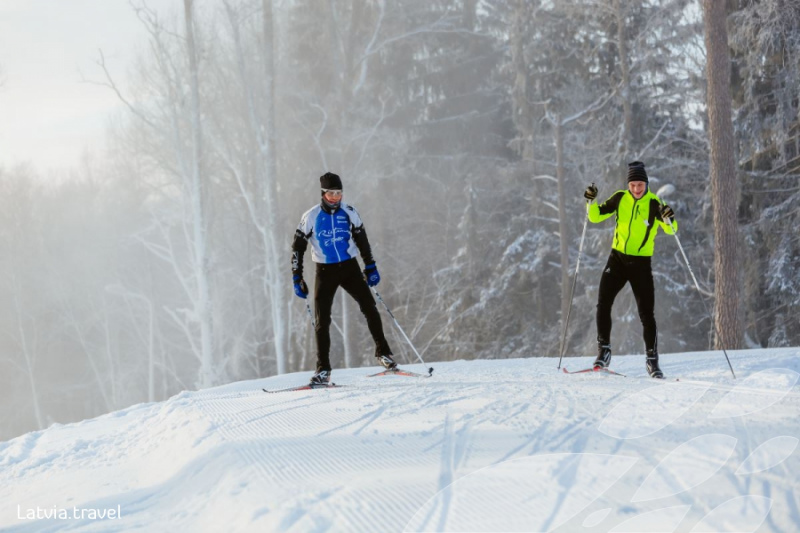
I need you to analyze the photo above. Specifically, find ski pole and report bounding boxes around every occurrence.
[666,219,736,379]
[558,185,593,370]
[371,288,434,375]
[305,300,316,329]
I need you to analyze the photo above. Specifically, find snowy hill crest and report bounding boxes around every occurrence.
[1,348,799,532]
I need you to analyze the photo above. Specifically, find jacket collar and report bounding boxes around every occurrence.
[626,187,650,201]
[320,199,340,214]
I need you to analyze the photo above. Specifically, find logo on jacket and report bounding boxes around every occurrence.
[317,229,348,247]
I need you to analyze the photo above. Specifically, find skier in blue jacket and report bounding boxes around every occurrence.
[291,172,395,385]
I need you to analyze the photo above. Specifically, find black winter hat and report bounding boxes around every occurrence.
[627,161,648,183]
[320,172,343,190]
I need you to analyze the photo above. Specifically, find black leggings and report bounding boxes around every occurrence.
[314,259,392,372]
[596,250,657,352]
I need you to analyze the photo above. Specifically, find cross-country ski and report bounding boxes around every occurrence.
[562,366,627,377]
[262,383,343,394]
[366,367,434,378]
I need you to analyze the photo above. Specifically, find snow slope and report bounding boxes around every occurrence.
[1,348,799,533]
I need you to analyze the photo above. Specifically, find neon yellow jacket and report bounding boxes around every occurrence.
[588,189,677,257]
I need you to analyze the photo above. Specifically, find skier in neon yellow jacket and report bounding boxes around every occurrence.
[584,161,677,378]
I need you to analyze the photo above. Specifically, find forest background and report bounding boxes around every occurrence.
[1,0,797,440]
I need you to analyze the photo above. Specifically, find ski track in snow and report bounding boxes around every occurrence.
[0,348,799,532]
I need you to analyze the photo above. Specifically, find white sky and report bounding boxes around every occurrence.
[0,1,162,173]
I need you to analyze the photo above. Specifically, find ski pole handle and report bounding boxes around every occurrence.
[585,181,596,212]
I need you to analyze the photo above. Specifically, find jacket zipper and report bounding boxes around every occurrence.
[330,212,342,262]
[623,196,640,254]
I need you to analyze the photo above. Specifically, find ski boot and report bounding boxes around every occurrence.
[646,350,664,379]
[377,355,397,370]
[309,369,331,385]
[594,344,612,369]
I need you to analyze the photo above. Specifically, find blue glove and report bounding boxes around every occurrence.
[363,263,380,287]
[293,274,308,299]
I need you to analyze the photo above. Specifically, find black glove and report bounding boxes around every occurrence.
[584,184,598,201]
[363,263,380,287]
[661,204,674,220]
[293,274,309,299]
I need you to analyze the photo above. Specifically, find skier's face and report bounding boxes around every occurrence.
[628,181,646,199]
[322,189,343,207]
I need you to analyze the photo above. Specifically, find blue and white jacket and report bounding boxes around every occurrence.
[292,201,374,277]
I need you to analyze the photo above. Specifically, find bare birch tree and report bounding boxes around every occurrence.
[218,0,287,374]
[181,0,216,387]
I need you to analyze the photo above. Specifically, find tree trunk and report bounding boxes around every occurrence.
[261,0,288,374]
[184,0,216,387]
[12,291,44,430]
[222,0,287,375]
[702,0,741,350]
[510,0,536,166]
[615,0,632,158]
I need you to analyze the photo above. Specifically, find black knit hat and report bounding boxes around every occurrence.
[320,172,343,190]
[627,161,648,183]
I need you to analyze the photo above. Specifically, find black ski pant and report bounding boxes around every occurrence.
[596,250,657,353]
[314,258,392,373]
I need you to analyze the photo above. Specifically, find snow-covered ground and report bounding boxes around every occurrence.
[1,348,798,533]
